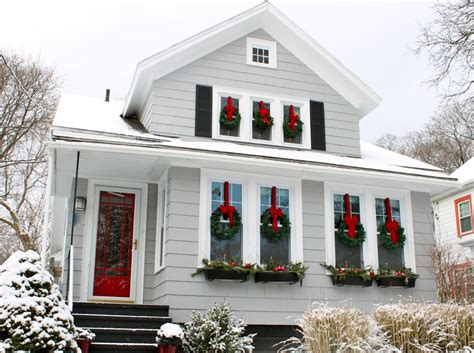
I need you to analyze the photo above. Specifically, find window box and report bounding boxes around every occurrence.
[254,271,300,285]
[330,276,373,287]
[376,277,416,288]
[204,268,249,282]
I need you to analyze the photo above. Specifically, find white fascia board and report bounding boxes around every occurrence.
[122,2,381,118]
[49,140,457,194]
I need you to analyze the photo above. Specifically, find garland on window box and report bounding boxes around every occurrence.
[336,194,366,247]
[378,197,406,250]
[321,263,375,286]
[283,105,303,138]
[256,259,308,282]
[260,186,291,242]
[210,181,242,240]
[253,101,273,131]
[219,96,241,130]
[375,266,418,287]
[192,258,255,277]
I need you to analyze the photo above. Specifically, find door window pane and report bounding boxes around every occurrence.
[333,194,362,267]
[375,198,404,269]
[260,187,290,264]
[210,182,243,261]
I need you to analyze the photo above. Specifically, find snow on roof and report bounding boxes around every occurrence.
[360,141,443,172]
[52,94,452,181]
[451,157,474,185]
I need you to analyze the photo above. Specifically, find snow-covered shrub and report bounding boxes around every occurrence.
[75,327,96,341]
[285,302,396,353]
[0,340,11,353]
[374,302,474,352]
[0,250,78,352]
[182,301,256,352]
[156,323,183,346]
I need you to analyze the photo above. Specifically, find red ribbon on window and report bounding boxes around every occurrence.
[269,186,283,233]
[259,101,271,126]
[219,181,235,226]
[384,197,400,244]
[224,96,235,121]
[288,105,299,131]
[344,193,359,238]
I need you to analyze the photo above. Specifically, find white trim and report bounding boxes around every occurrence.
[80,179,148,303]
[211,85,311,149]
[154,172,168,273]
[122,2,381,118]
[324,182,416,271]
[246,37,277,69]
[198,169,303,265]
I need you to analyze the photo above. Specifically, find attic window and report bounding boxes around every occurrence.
[247,37,277,69]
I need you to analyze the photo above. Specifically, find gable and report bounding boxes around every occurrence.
[123,2,380,119]
[144,29,362,157]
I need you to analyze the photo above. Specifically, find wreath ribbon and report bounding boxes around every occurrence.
[344,194,359,238]
[270,186,283,233]
[224,96,235,121]
[259,101,270,126]
[384,197,400,244]
[219,181,235,226]
[288,105,299,130]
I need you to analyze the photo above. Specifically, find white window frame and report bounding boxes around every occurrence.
[324,182,416,271]
[198,169,303,265]
[154,173,168,273]
[211,86,311,149]
[246,37,277,69]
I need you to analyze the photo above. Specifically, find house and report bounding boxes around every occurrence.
[432,158,474,302]
[42,2,458,351]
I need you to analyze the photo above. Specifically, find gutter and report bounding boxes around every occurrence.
[49,135,457,186]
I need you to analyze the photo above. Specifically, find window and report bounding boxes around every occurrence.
[210,181,243,260]
[375,198,404,269]
[282,104,302,145]
[252,100,272,141]
[219,96,240,137]
[155,184,167,272]
[333,194,363,267]
[260,186,290,264]
[246,37,277,69]
[455,195,473,236]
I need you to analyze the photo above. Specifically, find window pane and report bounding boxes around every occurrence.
[334,194,362,267]
[263,49,269,56]
[252,101,272,141]
[461,216,472,233]
[219,97,240,137]
[253,48,257,55]
[212,182,222,201]
[263,57,269,64]
[252,55,258,62]
[258,48,263,55]
[459,201,471,218]
[378,243,403,269]
[375,198,404,268]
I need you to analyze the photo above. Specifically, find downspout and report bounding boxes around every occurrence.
[41,147,54,268]
[66,151,80,309]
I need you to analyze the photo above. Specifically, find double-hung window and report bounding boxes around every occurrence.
[375,198,404,269]
[455,195,473,237]
[210,181,243,260]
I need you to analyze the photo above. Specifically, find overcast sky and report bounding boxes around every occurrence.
[1,0,441,142]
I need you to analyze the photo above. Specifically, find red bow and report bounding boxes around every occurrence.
[259,101,270,125]
[344,194,359,238]
[270,186,283,233]
[224,96,235,121]
[219,181,235,226]
[288,105,299,130]
[384,198,399,244]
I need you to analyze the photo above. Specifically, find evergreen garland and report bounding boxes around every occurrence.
[210,207,242,240]
[253,111,273,131]
[283,116,303,138]
[219,108,241,130]
[336,220,366,247]
[260,209,291,242]
[378,223,406,250]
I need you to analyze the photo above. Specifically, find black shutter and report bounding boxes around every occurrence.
[195,85,213,137]
[310,101,326,151]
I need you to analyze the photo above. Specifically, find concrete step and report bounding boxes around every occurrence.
[91,342,157,353]
[73,302,169,317]
[88,327,157,344]
[74,313,171,329]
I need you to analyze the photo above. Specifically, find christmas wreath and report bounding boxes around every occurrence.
[210,181,242,240]
[336,194,366,247]
[260,187,291,242]
[378,198,406,250]
[253,101,273,131]
[283,105,303,138]
[219,96,241,130]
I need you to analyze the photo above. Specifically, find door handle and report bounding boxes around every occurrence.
[133,239,138,250]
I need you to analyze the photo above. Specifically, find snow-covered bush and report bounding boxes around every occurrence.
[374,302,474,352]
[75,327,96,341]
[156,323,183,346]
[182,301,256,352]
[0,250,78,352]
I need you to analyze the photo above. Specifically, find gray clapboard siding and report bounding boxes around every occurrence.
[144,29,362,157]
[152,167,437,325]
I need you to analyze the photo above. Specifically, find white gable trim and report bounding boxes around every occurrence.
[122,2,381,119]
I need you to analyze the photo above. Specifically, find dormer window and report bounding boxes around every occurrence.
[246,37,277,69]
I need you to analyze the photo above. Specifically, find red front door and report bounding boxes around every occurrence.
[93,191,136,298]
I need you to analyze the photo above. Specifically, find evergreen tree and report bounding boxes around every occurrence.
[0,250,78,352]
[183,301,255,352]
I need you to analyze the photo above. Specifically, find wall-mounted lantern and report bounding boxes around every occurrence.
[75,197,87,211]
